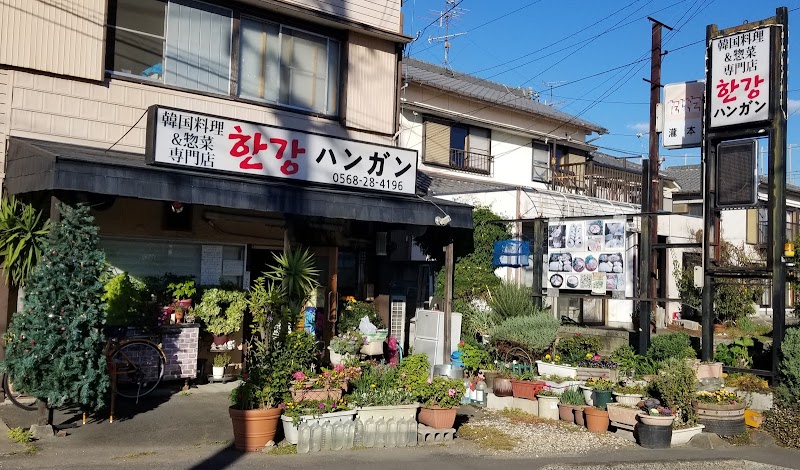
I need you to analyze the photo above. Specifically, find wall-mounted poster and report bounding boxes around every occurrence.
[546,218,627,292]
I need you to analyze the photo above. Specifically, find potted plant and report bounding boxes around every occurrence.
[589,378,615,409]
[584,404,610,433]
[347,363,419,423]
[606,402,640,427]
[510,370,545,400]
[536,389,561,420]
[540,374,582,395]
[280,398,355,445]
[329,330,366,366]
[416,375,466,429]
[193,288,247,348]
[637,398,676,426]
[291,365,361,402]
[613,382,646,407]
[535,352,578,378]
[649,357,705,445]
[558,389,585,424]
[725,373,773,411]
[577,353,619,382]
[695,360,724,380]
[579,378,595,406]
[168,278,196,309]
[212,352,231,380]
[458,340,491,375]
[693,389,746,435]
[491,362,514,397]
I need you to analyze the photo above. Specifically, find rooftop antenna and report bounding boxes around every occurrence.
[541,80,567,107]
[427,0,466,71]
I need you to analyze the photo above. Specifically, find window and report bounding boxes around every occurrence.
[532,140,550,181]
[423,120,492,175]
[239,18,340,115]
[108,0,234,95]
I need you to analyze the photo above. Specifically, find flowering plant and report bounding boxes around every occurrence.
[537,387,560,397]
[416,376,466,409]
[291,365,362,390]
[280,398,350,424]
[543,353,563,364]
[330,330,366,355]
[694,389,744,405]
[577,353,618,369]
[346,363,416,407]
[640,398,673,416]
[587,378,615,391]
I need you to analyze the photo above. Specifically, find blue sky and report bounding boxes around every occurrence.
[401,0,800,174]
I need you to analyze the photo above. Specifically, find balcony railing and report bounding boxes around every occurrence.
[448,149,493,175]
[550,161,646,205]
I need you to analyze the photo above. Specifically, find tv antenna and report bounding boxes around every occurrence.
[541,81,567,107]
[427,0,466,70]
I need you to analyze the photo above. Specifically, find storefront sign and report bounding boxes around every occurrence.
[546,219,626,292]
[145,106,418,195]
[662,81,704,149]
[709,26,772,128]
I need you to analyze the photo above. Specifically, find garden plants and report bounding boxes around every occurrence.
[556,334,601,366]
[647,332,696,364]
[650,357,698,429]
[416,375,466,428]
[193,288,247,338]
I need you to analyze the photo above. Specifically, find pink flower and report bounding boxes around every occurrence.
[401,372,407,378]
[427,377,433,384]
[292,371,307,381]
[448,388,457,397]
[278,403,287,409]
[334,364,345,372]
[319,403,326,409]
[593,354,601,361]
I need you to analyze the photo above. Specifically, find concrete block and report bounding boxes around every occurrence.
[486,393,514,411]
[418,424,455,445]
[29,424,54,440]
[511,397,539,416]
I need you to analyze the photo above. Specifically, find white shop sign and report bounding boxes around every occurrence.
[145,106,418,195]
[662,81,704,149]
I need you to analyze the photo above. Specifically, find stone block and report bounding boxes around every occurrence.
[29,424,54,440]
[418,424,455,445]
[511,397,539,416]
[486,393,514,411]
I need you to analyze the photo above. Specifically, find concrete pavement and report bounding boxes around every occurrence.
[1,382,799,469]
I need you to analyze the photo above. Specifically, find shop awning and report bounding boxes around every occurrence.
[4,138,473,229]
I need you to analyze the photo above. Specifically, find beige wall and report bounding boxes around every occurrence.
[0,0,107,82]
[248,0,402,34]
[0,68,9,191]
[344,32,397,134]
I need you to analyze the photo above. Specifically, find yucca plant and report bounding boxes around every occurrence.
[0,197,50,286]
[265,247,320,335]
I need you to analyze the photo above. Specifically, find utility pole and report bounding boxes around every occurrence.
[638,17,673,355]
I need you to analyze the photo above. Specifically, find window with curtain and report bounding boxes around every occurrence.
[108,0,232,95]
[532,140,550,181]
[423,119,492,175]
[239,18,340,115]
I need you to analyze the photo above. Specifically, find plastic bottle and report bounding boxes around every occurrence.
[476,379,488,404]
[332,421,345,450]
[396,417,408,448]
[363,417,376,448]
[344,420,355,449]
[406,419,417,447]
[310,422,322,452]
[353,417,364,447]
[297,421,311,454]
[375,417,386,448]
[386,418,397,448]
[321,421,333,451]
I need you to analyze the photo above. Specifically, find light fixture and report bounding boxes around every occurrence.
[171,201,184,214]
[434,215,451,226]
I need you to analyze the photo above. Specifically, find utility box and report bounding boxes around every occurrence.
[411,309,462,366]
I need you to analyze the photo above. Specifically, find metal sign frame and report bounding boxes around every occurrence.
[715,139,758,208]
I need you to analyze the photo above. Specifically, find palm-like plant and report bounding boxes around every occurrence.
[0,197,50,286]
[265,247,321,334]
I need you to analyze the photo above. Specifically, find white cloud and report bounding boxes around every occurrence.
[628,122,649,133]
[789,99,800,116]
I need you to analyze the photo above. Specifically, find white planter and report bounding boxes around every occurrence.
[637,412,675,427]
[612,392,643,407]
[538,396,560,420]
[536,361,578,378]
[543,380,583,395]
[328,347,352,366]
[671,425,705,446]
[212,366,224,379]
[579,385,594,406]
[281,410,357,445]
[355,403,420,423]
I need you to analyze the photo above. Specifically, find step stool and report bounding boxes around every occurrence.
[417,424,455,445]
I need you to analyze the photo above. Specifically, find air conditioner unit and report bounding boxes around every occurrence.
[390,295,407,349]
[376,232,388,256]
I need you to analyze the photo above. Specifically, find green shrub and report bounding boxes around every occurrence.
[193,288,247,335]
[647,332,696,363]
[763,405,800,448]
[491,313,560,358]
[398,353,431,391]
[714,337,754,368]
[102,272,150,327]
[458,339,491,372]
[650,357,697,428]
[776,327,800,405]
[488,282,537,320]
[337,300,384,334]
[556,334,602,366]
[7,427,32,444]
[559,389,585,406]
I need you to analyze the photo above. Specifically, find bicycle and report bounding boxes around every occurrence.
[1,333,167,412]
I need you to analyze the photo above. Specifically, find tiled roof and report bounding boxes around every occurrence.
[666,164,702,194]
[426,172,513,196]
[588,151,643,173]
[402,58,607,134]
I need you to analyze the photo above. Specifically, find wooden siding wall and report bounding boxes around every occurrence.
[0,68,8,191]
[6,71,393,159]
[253,0,401,33]
[344,32,396,135]
[0,0,107,81]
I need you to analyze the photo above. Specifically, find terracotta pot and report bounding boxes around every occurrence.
[558,403,575,423]
[574,405,586,427]
[174,309,185,324]
[713,324,725,333]
[176,299,193,309]
[291,387,343,403]
[213,334,229,346]
[229,407,282,452]
[418,406,457,429]
[493,377,513,397]
[584,406,610,433]
[511,380,545,400]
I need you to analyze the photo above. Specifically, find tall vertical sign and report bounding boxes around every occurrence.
[663,81,704,149]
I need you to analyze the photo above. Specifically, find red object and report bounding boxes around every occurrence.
[418,406,457,429]
[212,334,229,346]
[229,407,282,452]
[510,380,545,400]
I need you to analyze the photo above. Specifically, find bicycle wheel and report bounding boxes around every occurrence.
[111,341,165,399]
[2,373,38,411]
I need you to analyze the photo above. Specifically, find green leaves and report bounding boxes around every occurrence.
[0,197,50,286]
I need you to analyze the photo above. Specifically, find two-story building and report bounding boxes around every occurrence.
[0,1,474,355]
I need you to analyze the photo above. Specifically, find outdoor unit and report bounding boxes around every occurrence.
[390,295,407,350]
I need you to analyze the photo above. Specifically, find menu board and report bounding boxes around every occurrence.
[546,219,626,292]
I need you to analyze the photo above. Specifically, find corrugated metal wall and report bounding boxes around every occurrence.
[344,32,396,135]
[0,0,107,81]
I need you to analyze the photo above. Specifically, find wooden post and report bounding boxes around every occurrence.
[442,238,454,365]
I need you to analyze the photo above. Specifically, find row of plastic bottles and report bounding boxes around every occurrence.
[297,416,418,453]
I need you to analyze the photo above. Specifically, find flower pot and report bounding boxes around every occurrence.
[695,362,723,380]
[229,407,282,452]
[175,309,185,324]
[576,367,618,382]
[637,422,673,449]
[693,401,746,435]
[212,366,224,380]
[537,396,560,421]
[355,403,420,423]
[637,412,675,427]
[291,387,343,403]
[481,370,500,390]
[584,406,610,433]
[543,380,582,395]
[591,390,613,409]
[535,360,578,378]
[328,347,350,366]
[558,403,575,423]
[612,392,643,407]
[176,299,193,309]
[212,334,229,346]
[670,424,705,446]
[418,406,457,429]
[606,403,639,426]
[574,405,586,427]
[579,385,594,406]
[280,410,357,445]
[493,377,514,397]
[511,380,545,400]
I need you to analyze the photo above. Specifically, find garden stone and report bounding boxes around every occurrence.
[687,432,730,449]
[750,430,776,447]
[29,424,54,440]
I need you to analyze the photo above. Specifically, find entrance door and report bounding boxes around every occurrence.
[312,247,338,347]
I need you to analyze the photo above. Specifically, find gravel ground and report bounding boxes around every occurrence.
[465,412,635,457]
